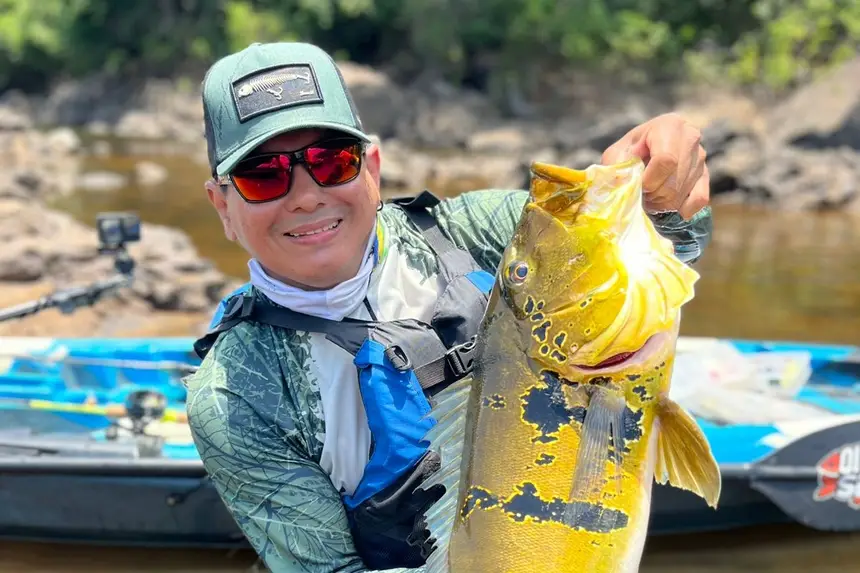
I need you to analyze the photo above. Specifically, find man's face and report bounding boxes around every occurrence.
[206,128,382,290]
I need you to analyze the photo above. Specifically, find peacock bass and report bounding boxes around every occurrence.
[418,157,721,573]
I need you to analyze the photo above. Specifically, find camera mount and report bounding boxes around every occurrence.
[0,212,142,323]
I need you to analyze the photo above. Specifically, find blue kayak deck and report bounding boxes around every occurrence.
[0,335,857,467]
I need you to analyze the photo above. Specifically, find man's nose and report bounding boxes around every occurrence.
[284,164,325,211]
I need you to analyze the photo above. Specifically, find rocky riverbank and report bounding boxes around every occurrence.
[0,57,858,338]
[3,56,860,207]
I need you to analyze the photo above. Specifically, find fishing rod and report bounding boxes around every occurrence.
[0,212,141,323]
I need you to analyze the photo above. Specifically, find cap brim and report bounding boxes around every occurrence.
[216,122,371,177]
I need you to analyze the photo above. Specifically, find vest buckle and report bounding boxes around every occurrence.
[445,336,477,379]
[222,293,254,322]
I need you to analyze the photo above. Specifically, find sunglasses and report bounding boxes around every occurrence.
[221,136,365,203]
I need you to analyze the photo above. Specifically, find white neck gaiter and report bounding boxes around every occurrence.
[248,224,377,321]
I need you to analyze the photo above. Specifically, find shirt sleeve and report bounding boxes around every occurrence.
[185,333,425,573]
[433,188,713,269]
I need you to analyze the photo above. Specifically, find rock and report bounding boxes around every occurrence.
[92,140,112,156]
[0,105,31,131]
[45,127,82,154]
[337,62,411,140]
[135,161,168,186]
[0,128,82,199]
[748,147,860,210]
[700,118,749,160]
[553,109,649,152]
[378,141,432,191]
[558,148,604,169]
[707,135,762,195]
[766,57,860,149]
[466,126,529,153]
[423,152,525,195]
[126,224,230,312]
[114,110,171,139]
[78,171,127,192]
[0,198,231,317]
[86,121,112,136]
[394,75,500,149]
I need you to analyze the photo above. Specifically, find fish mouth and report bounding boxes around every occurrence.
[570,332,669,374]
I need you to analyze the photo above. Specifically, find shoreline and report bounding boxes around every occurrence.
[0,58,858,339]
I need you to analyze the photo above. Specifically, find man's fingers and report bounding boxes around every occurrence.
[674,126,705,204]
[602,141,632,165]
[678,165,711,220]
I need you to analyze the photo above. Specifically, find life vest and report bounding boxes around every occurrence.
[193,190,494,569]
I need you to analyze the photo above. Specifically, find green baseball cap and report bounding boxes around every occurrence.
[202,41,370,177]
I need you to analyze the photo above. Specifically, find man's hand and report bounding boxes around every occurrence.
[602,113,710,219]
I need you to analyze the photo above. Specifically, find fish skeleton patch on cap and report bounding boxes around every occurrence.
[230,64,324,122]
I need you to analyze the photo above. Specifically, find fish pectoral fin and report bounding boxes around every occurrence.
[569,386,627,503]
[654,397,722,509]
[418,375,473,573]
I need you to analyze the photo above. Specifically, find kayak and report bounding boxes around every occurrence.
[0,335,857,547]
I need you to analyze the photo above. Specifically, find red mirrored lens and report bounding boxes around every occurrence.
[305,143,362,186]
[229,140,362,203]
[231,154,291,202]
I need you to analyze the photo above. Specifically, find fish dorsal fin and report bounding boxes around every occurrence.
[416,375,473,573]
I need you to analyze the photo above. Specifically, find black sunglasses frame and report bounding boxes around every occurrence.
[219,136,366,204]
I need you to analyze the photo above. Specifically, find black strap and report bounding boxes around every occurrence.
[410,336,478,390]
[193,292,475,391]
[389,190,483,281]
[194,190,485,391]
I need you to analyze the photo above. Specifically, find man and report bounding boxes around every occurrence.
[186,41,713,573]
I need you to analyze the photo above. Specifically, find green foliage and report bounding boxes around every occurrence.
[0,0,856,93]
[727,0,860,89]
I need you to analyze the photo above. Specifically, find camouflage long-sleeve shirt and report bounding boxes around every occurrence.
[185,189,712,573]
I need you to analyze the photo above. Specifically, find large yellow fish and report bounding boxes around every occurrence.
[418,157,721,573]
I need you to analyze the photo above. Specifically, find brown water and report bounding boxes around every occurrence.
[25,144,860,570]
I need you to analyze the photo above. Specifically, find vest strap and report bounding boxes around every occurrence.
[390,190,483,281]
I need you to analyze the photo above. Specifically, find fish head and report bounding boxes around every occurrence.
[498,157,700,378]
[236,84,253,98]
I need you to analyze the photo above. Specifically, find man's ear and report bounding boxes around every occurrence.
[364,142,381,190]
[205,179,237,241]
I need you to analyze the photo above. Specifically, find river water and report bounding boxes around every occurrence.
[10,143,859,571]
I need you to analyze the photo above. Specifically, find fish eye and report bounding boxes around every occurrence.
[507,261,529,285]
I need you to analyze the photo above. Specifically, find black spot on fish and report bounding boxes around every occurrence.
[500,483,629,533]
[627,374,641,381]
[524,296,535,314]
[621,408,644,445]
[550,350,567,363]
[532,320,551,342]
[481,394,506,409]
[537,301,545,310]
[461,486,501,520]
[632,386,649,400]
[522,371,580,443]
[588,376,613,387]
[535,453,555,466]
[530,312,545,322]
[554,332,567,347]
[579,297,592,308]
[540,345,549,355]
[484,308,503,329]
